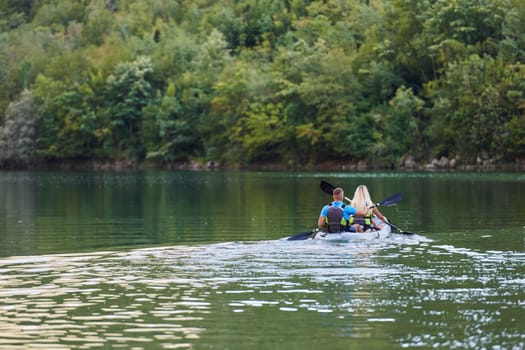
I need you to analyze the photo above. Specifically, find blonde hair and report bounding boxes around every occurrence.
[351,185,373,213]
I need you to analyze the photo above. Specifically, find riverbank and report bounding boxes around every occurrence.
[3,157,524,172]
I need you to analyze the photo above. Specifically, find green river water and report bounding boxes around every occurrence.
[0,170,524,349]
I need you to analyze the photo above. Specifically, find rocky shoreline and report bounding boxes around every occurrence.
[7,156,522,172]
[400,154,525,172]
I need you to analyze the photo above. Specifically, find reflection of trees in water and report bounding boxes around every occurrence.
[0,173,36,256]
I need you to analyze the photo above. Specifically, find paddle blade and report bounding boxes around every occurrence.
[377,192,403,207]
[287,230,316,241]
[386,221,416,235]
[320,180,336,195]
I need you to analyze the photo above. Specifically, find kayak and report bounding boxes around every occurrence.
[312,223,391,241]
[286,221,392,241]
[286,181,416,242]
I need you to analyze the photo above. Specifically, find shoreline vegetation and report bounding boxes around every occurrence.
[5,157,523,172]
[1,1,524,171]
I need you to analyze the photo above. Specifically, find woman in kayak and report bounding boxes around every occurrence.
[350,185,388,232]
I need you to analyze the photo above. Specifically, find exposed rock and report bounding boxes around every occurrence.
[402,154,418,169]
[341,163,357,171]
[437,156,449,168]
[476,155,483,165]
[426,156,453,169]
[425,162,436,170]
[356,160,368,171]
[206,160,218,169]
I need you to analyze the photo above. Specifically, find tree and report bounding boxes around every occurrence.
[1,0,525,168]
[207,60,258,163]
[371,86,425,166]
[284,40,362,161]
[0,0,37,30]
[141,82,198,162]
[33,73,104,159]
[32,0,86,32]
[233,102,293,162]
[0,89,37,166]
[81,1,114,46]
[104,56,154,159]
[499,0,525,62]
[426,55,523,162]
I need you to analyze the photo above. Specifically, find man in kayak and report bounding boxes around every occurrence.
[317,187,357,233]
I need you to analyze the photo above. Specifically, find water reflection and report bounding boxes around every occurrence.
[0,236,523,349]
[1,170,524,349]
[1,170,524,257]
[386,244,525,349]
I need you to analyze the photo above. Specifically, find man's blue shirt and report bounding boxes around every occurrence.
[320,201,357,220]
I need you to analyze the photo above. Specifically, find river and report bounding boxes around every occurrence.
[0,170,524,349]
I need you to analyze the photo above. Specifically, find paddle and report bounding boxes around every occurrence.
[287,229,319,241]
[384,221,417,235]
[320,180,403,208]
[319,180,414,235]
[371,191,403,208]
[320,180,352,202]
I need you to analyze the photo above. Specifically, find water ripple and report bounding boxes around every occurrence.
[0,237,523,349]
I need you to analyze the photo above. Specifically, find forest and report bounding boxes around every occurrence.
[0,0,524,170]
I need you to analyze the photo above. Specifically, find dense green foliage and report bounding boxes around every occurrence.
[1,0,524,168]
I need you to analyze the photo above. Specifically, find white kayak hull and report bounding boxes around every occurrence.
[313,224,391,241]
